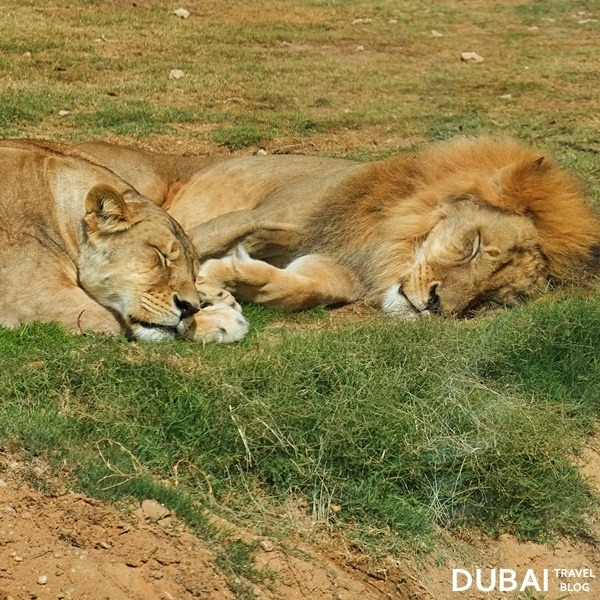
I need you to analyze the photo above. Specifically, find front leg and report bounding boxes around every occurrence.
[199,246,360,311]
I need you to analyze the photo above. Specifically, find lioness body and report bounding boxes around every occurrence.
[0,140,248,341]
[79,137,600,319]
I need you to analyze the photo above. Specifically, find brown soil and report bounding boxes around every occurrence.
[0,456,407,600]
[1,442,598,600]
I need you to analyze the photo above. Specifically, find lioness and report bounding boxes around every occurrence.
[0,140,247,342]
[78,137,600,319]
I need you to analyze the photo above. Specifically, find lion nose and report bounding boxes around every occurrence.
[174,296,200,319]
[426,282,441,312]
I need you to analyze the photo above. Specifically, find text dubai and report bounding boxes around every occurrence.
[452,568,595,593]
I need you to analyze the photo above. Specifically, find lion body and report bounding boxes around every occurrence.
[79,136,600,319]
[0,140,247,341]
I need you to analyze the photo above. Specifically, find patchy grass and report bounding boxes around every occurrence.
[0,0,599,583]
[0,298,599,560]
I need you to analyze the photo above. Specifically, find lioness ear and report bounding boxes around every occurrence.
[84,184,132,234]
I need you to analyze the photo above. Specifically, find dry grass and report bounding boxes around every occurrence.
[1,1,598,190]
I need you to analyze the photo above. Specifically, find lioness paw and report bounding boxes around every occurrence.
[192,293,249,343]
[196,281,242,311]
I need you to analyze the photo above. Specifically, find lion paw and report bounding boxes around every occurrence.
[198,245,262,289]
[192,287,249,343]
[196,281,242,312]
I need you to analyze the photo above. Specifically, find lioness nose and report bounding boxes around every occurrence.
[174,296,200,319]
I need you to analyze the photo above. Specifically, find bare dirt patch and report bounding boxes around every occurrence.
[0,460,233,600]
[0,456,412,600]
[1,440,598,600]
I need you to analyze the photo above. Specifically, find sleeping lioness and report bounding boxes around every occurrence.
[79,136,600,320]
[0,140,247,342]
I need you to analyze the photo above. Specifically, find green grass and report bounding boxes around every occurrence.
[1,298,598,558]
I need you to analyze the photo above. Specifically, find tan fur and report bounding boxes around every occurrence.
[0,140,247,341]
[78,137,600,319]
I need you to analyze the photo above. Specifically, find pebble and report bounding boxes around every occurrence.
[460,51,484,63]
[140,499,172,521]
[431,30,444,37]
[260,539,274,552]
[169,69,185,80]
[37,575,48,585]
[173,8,190,19]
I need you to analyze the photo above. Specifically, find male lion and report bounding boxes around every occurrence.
[78,137,600,319]
[0,140,247,342]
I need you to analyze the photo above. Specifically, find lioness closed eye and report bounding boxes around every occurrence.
[0,140,248,342]
[78,136,600,319]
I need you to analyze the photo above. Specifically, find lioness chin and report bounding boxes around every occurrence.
[0,140,248,342]
[78,136,600,320]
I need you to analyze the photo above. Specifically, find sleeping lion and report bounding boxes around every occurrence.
[0,139,248,342]
[79,136,600,320]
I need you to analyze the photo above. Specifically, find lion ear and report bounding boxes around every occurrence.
[84,185,132,234]
[492,155,552,211]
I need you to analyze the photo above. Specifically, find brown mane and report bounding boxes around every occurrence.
[303,137,600,289]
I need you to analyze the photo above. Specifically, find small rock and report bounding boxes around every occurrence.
[431,30,443,37]
[499,93,512,100]
[14,555,23,562]
[355,45,365,51]
[58,110,71,116]
[256,149,268,156]
[37,575,48,585]
[173,8,190,19]
[388,19,397,24]
[352,18,373,25]
[23,51,32,57]
[260,539,274,552]
[140,499,171,521]
[99,541,111,549]
[281,41,291,47]
[169,69,185,80]
[0,479,5,487]
[460,51,484,63]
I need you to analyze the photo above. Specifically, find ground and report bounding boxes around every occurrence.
[1,442,598,600]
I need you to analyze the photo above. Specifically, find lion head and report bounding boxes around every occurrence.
[78,184,202,341]
[381,200,549,318]
[315,137,600,319]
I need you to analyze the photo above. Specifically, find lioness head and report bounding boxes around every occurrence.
[78,185,201,341]
[382,200,548,318]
